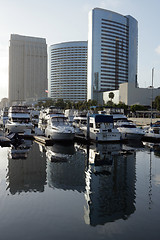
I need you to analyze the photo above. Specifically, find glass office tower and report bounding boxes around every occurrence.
[87,8,138,104]
[49,41,87,102]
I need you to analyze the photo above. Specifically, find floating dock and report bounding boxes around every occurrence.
[34,135,54,145]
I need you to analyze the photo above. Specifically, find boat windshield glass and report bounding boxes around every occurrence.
[12,118,30,123]
[121,124,136,128]
[96,122,112,128]
[51,117,68,125]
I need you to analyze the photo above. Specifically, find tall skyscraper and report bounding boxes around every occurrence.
[9,34,47,104]
[87,8,138,104]
[49,41,87,102]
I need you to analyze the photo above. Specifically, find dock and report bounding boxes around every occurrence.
[34,135,54,145]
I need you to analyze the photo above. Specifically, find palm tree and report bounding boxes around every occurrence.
[109,92,114,102]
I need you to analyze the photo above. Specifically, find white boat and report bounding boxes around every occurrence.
[143,121,160,141]
[73,113,87,136]
[81,114,121,142]
[38,107,63,132]
[116,119,145,140]
[0,107,8,127]
[30,108,40,127]
[5,105,33,134]
[112,113,145,140]
[45,113,75,141]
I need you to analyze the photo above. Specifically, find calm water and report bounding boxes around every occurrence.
[0,139,160,240]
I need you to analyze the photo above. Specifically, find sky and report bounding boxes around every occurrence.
[0,0,160,101]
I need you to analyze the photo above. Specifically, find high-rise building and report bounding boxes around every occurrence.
[9,34,47,104]
[49,41,87,102]
[87,8,138,104]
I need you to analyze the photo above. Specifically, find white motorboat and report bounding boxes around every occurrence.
[116,119,145,140]
[73,113,87,136]
[30,108,40,127]
[5,105,33,134]
[113,113,145,140]
[81,114,121,142]
[143,121,160,141]
[0,107,8,128]
[38,107,63,132]
[45,113,75,141]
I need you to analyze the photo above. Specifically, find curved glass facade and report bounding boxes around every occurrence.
[49,41,87,102]
[87,8,138,104]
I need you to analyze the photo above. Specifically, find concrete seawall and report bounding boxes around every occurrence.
[128,118,160,126]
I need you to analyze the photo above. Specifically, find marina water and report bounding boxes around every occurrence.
[0,140,160,240]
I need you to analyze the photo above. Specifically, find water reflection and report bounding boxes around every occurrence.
[6,140,137,226]
[83,142,136,226]
[6,141,46,194]
[46,143,86,192]
[8,139,32,159]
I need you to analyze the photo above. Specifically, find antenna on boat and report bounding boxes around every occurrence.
[151,67,154,126]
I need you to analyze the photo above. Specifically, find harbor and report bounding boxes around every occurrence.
[0,135,160,240]
[0,105,160,240]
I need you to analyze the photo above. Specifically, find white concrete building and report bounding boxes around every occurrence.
[87,8,138,104]
[9,34,47,104]
[49,41,87,102]
[103,82,160,106]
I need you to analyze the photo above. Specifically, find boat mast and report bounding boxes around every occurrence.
[151,67,154,125]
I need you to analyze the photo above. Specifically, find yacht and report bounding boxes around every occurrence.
[0,107,8,128]
[109,112,145,140]
[73,112,87,136]
[5,105,33,134]
[115,118,145,140]
[81,114,121,142]
[143,121,160,141]
[38,107,63,133]
[45,112,75,141]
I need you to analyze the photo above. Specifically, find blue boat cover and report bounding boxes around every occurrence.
[90,114,113,123]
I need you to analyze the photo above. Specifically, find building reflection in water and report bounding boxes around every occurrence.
[84,142,136,226]
[46,143,86,192]
[6,141,46,194]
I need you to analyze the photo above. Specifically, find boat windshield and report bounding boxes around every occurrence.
[120,124,136,128]
[51,117,68,125]
[12,118,30,123]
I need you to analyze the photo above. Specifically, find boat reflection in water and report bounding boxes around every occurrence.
[46,143,86,192]
[83,142,136,226]
[6,142,46,194]
[45,143,75,162]
[86,143,121,175]
[8,140,33,160]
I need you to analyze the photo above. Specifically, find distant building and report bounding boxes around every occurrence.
[0,98,9,109]
[103,82,160,106]
[9,34,48,105]
[87,8,138,104]
[49,41,87,102]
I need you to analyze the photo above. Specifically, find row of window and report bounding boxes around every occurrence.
[101,21,128,33]
[101,24,128,37]
[101,39,128,49]
[101,69,128,75]
[101,18,128,28]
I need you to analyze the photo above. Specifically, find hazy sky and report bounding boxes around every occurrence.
[0,0,160,101]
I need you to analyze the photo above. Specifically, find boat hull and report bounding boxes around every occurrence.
[117,128,145,140]
[5,122,33,134]
[84,130,121,142]
[45,129,75,141]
